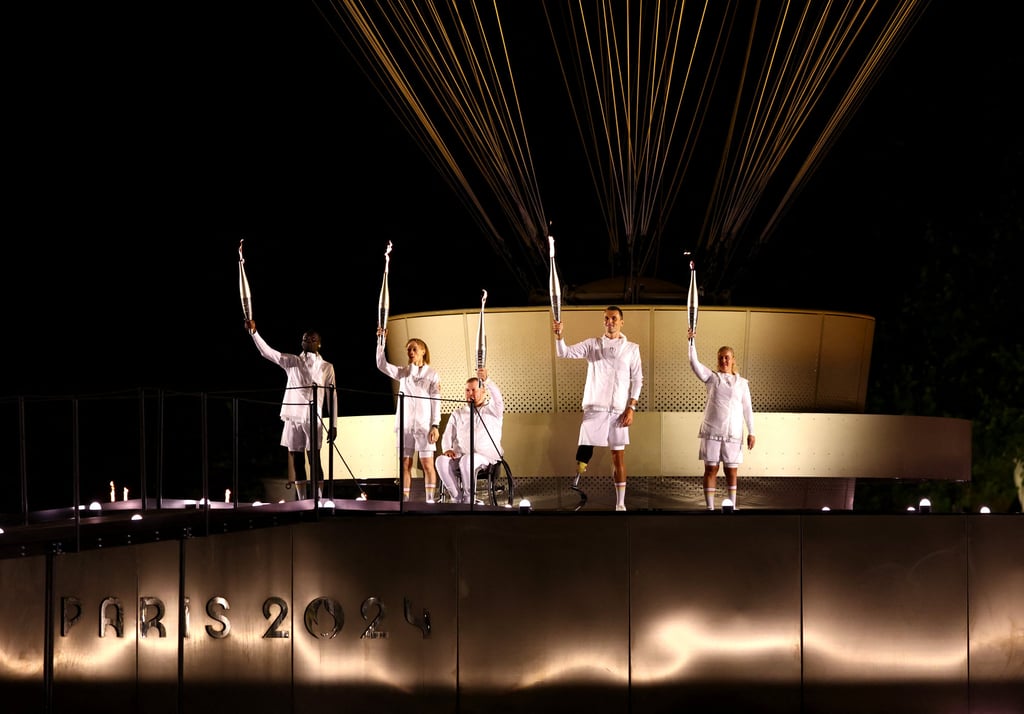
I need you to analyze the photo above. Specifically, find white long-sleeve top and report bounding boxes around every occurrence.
[251,331,337,427]
[441,379,504,463]
[556,333,643,412]
[376,344,441,433]
[688,342,754,443]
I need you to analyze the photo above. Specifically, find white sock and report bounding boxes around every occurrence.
[615,481,626,507]
[728,486,737,509]
[705,487,716,510]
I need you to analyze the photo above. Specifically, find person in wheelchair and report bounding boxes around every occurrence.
[436,368,504,504]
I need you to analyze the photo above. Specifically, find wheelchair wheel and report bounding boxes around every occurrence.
[486,460,516,508]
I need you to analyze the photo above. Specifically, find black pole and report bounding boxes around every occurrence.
[138,388,148,511]
[310,385,320,518]
[157,390,165,510]
[201,392,209,536]
[398,392,405,511]
[469,401,476,510]
[327,384,335,500]
[18,396,28,526]
[72,397,81,553]
[232,396,240,508]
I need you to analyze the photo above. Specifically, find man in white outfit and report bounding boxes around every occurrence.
[435,368,504,504]
[553,306,643,511]
[245,319,338,500]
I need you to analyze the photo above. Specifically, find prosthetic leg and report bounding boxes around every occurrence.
[288,450,323,501]
[571,446,593,511]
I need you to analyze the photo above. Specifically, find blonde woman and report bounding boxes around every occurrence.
[687,328,756,510]
[376,329,441,502]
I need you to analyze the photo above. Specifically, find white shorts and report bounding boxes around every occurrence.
[699,438,743,467]
[578,410,629,450]
[398,428,435,459]
[281,419,322,451]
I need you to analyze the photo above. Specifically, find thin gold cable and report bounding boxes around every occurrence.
[319,0,929,298]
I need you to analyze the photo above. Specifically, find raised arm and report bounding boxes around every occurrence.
[251,329,286,367]
[688,340,712,382]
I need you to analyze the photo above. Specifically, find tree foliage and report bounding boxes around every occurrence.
[859,202,1024,513]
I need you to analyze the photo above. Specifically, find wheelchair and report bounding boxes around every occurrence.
[436,459,516,507]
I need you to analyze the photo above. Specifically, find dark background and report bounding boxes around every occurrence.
[3,2,1021,509]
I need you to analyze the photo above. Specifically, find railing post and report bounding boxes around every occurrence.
[157,389,165,510]
[310,385,320,517]
[138,388,148,511]
[327,384,335,501]
[201,392,209,536]
[469,402,476,510]
[398,392,405,510]
[232,396,240,508]
[72,397,81,553]
[18,396,28,526]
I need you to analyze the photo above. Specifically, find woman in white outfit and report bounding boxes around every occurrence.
[376,328,441,502]
[687,328,756,510]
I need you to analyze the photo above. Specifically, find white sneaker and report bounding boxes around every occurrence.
[426,498,435,504]
[615,504,627,511]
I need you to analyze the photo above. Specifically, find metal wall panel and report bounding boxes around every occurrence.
[818,314,874,410]
[327,413,396,483]
[5,513,1020,713]
[471,309,557,414]
[457,515,630,714]
[503,412,970,483]
[388,305,877,414]
[181,528,294,714]
[630,515,803,713]
[333,411,970,492]
[52,546,143,712]
[651,307,752,413]
[0,555,46,708]
[748,311,823,412]
[136,540,182,714]
[802,515,970,714]
[291,517,459,713]
[967,515,1024,712]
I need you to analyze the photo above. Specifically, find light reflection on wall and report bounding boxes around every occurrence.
[634,612,799,683]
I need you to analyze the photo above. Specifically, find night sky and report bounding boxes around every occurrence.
[4,1,1021,421]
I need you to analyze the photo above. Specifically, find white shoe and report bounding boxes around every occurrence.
[426,498,435,504]
[615,504,627,511]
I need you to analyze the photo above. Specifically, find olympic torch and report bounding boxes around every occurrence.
[476,289,488,370]
[378,241,392,347]
[238,239,253,321]
[686,257,698,345]
[548,232,561,323]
